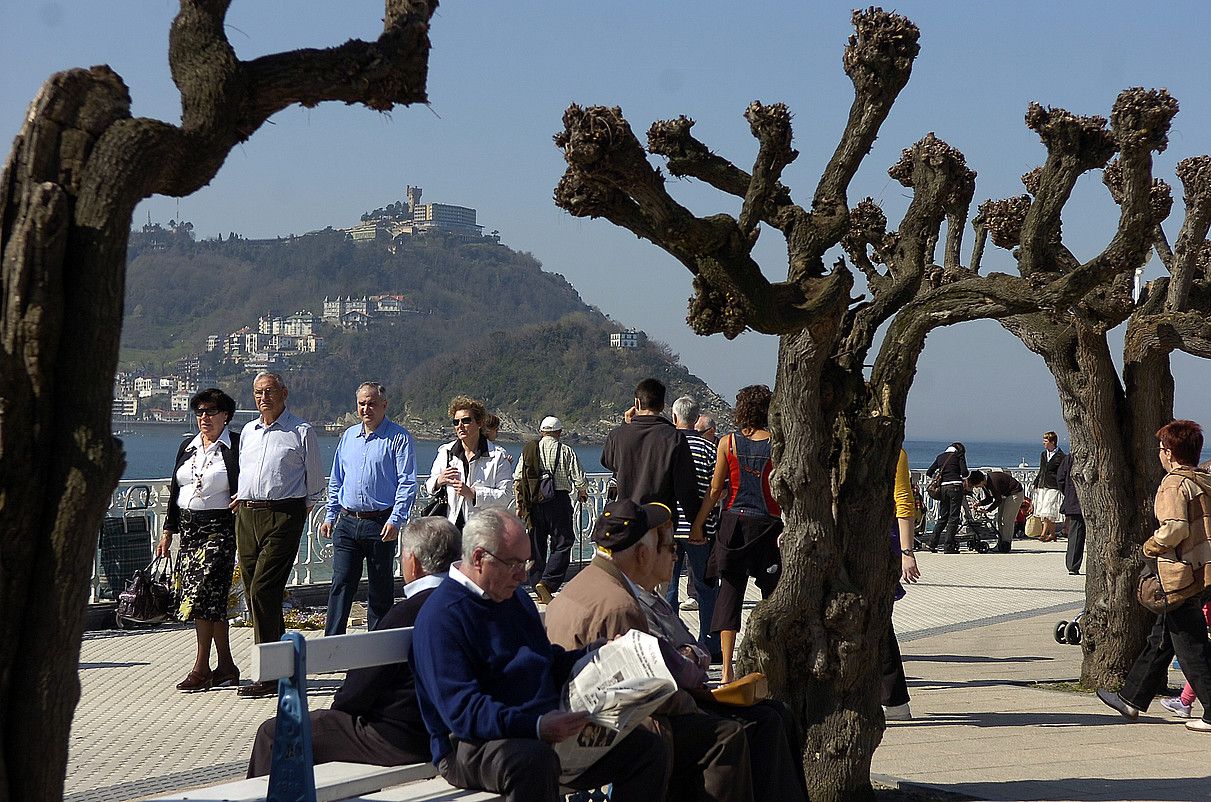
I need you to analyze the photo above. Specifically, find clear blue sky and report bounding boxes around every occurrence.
[4,1,1210,441]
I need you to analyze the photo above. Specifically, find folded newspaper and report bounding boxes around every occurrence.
[554,629,677,780]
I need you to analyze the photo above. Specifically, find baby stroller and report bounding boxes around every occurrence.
[958,493,998,553]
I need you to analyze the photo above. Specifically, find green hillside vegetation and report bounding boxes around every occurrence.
[123,228,586,356]
[121,228,726,434]
[395,312,728,437]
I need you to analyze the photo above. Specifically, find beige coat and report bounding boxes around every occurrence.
[1143,467,1211,594]
[544,555,648,650]
[544,555,698,716]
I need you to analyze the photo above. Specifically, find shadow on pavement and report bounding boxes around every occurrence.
[929,775,1211,802]
[903,654,1051,664]
[903,710,1142,728]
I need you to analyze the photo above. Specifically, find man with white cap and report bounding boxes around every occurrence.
[514,415,588,602]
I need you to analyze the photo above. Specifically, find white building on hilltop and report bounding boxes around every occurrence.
[610,329,645,349]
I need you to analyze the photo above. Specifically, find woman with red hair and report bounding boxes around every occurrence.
[1098,419,1211,732]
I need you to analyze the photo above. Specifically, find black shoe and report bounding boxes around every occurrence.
[922,541,938,553]
[943,548,960,554]
[237,680,277,699]
[1069,569,1081,575]
[996,543,1011,553]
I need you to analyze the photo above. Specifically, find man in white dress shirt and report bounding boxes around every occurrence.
[235,371,324,697]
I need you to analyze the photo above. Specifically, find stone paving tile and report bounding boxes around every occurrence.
[68,537,1197,801]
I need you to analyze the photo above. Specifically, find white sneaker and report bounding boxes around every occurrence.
[680,598,699,611]
[883,702,912,721]
[1185,718,1211,732]
[1160,696,1193,718]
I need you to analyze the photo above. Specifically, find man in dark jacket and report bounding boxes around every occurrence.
[1055,452,1085,574]
[602,378,701,529]
[247,516,461,775]
[967,469,1025,553]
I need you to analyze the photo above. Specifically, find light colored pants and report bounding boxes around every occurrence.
[994,491,1025,547]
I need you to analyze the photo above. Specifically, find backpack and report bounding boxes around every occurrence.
[535,442,562,505]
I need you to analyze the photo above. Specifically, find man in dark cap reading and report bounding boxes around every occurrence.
[546,500,806,802]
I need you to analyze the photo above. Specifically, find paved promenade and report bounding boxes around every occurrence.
[68,540,1206,802]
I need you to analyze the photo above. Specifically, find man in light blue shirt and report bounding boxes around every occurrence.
[321,382,418,635]
[235,371,325,697]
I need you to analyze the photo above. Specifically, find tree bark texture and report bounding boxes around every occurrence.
[0,4,436,800]
[553,10,1189,798]
[988,143,1211,687]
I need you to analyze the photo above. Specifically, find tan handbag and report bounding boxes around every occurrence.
[1138,555,1203,614]
[710,672,770,707]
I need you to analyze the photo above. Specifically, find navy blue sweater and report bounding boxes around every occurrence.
[410,575,585,763]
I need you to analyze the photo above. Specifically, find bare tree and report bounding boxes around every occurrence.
[0,2,436,799]
[554,9,1175,800]
[979,144,1211,687]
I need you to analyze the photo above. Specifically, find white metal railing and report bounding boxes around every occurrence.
[94,467,1038,602]
[92,473,617,603]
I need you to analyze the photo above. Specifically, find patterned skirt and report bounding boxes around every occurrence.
[174,508,237,622]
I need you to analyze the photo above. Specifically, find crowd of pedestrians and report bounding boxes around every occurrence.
[155,370,1211,800]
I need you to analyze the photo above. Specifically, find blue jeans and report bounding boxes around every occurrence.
[324,515,398,636]
[665,539,720,657]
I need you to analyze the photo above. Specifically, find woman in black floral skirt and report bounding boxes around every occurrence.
[157,388,241,692]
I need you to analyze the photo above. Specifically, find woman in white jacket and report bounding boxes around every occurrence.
[425,395,514,529]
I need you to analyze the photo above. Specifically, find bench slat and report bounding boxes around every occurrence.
[343,777,505,801]
[143,762,436,802]
[253,629,414,682]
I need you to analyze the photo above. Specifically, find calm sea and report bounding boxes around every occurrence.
[115,423,1040,479]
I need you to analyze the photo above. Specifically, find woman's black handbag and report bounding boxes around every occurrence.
[421,490,449,519]
[116,555,173,627]
[422,448,453,518]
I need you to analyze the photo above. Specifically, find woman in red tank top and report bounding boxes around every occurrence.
[690,385,781,683]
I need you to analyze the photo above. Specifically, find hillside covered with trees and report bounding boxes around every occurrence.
[121,227,726,433]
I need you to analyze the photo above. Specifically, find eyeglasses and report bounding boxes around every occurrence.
[453,416,477,427]
[253,388,280,398]
[194,408,223,418]
[1159,445,1171,452]
[480,547,532,572]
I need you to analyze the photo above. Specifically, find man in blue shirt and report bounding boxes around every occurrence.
[411,508,669,802]
[322,382,418,635]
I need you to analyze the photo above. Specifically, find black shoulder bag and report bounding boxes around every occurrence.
[422,447,453,518]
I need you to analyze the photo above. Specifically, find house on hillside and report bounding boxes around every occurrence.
[610,329,645,349]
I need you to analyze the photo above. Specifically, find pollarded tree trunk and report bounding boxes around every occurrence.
[0,69,138,802]
[0,4,437,800]
[1047,325,1156,686]
[736,327,906,801]
[553,10,1174,799]
[984,147,1211,690]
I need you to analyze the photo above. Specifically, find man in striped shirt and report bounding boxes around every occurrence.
[668,396,720,659]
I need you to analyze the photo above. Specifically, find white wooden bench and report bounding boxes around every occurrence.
[146,629,503,802]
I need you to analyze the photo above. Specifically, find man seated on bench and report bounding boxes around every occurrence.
[546,500,808,802]
[411,508,669,802]
[247,516,461,776]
